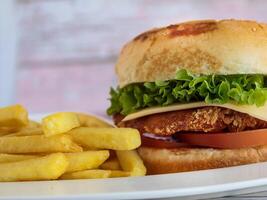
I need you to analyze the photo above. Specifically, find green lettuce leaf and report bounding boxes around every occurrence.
[107,69,267,115]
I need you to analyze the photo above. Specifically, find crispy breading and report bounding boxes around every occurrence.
[114,107,267,136]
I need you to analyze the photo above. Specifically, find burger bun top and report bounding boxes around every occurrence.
[116,19,267,87]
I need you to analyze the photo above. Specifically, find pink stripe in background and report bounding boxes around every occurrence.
[17,63,116,119]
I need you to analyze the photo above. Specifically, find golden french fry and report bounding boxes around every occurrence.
[0,127,20,136]
[0,134,82,153]
[109,170,131,178]
[42,112,80,137]
[6,127,43,137]
[74,112,113,128]
[0,105,28,127]
[0,153,39,163]
[61,169,111,180]
[100,158,121,170]
[65,150,109,172]
[0,153,68,181]
[116,150,146,176]
[68,127,141,150]
[4,120,42,137]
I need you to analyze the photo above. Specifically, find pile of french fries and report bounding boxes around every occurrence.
[0,105,146,182]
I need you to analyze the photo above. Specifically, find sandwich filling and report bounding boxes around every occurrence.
[107,69,267,116]
[107,70,267,149]
[114,107,267,135]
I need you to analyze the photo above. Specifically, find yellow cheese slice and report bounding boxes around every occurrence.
[122,102,267,122]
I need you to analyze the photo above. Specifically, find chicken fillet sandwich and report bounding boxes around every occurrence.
[107,19,267,174]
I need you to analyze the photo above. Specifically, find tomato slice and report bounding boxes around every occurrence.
[176,129,267,149]
[141,133,191,148]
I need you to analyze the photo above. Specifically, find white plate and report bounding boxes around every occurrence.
[1,114,267,200]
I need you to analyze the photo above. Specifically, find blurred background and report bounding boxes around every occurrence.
[1,0,267,117]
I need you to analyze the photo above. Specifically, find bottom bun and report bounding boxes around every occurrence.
[137,146,267,175]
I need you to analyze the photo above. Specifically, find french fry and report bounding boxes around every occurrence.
[64,150,109,172]
[0,122,40,137]
[4,120,42,137]
[100,158,121,170]
[68,127,141,150]
[61,169,111,180]
[0,127,20,136]
[116,150,146,176]
[0,103,148,182]
[6,127,43,137]
[0,153,39,163]
[0,105,28,127]
[0,153,68,181]
[109,170,131,178]
[0,134,82,153]
[42,112,80,137]
[74,113,113,128]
